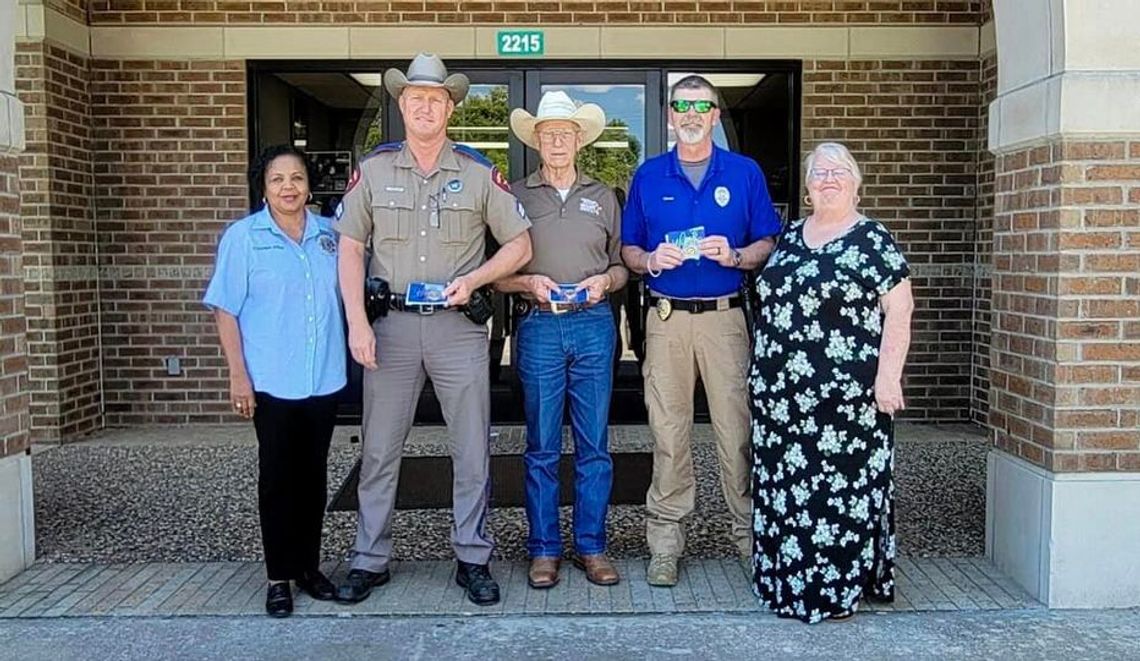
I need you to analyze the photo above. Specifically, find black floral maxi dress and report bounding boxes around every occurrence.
[748,216,910,623]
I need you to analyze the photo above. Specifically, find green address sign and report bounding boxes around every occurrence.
[497,30,544,57]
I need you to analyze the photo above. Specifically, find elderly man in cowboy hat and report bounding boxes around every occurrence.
[494,90,628,590]
[335,52,532,607]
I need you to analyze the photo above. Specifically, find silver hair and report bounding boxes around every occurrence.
[804,142,863,188]
[669,74,717,103]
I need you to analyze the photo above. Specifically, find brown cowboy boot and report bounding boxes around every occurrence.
[528,557,561,589]
[573,554,621,586]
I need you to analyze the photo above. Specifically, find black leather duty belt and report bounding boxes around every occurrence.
[388,295,452,315]
[647,295,742,314]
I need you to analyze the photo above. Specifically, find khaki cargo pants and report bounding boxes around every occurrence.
[643,305,752,558]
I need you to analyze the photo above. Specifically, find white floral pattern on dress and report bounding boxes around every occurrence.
[748,217,910,624]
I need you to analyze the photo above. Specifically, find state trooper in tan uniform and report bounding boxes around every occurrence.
[334,53,532,607]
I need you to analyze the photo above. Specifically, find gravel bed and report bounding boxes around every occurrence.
[32,424,987,564]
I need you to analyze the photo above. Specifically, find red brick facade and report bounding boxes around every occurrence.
[990,139,1140,472]
[971,50,996,425]
[86,1,984,25]
[90,59,248,425]
[0,154,30,460]
[15,42,102,443]
[802,58,982,420]
[13,4,1024,436]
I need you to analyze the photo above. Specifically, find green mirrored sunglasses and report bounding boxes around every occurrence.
[670,99,717,114]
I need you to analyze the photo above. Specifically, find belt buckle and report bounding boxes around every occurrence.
[418,305,436,316]
[716,297,729,311]
[550,301,567,315]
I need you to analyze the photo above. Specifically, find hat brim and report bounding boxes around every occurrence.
[509,103,607,152]
[383,69,470,104]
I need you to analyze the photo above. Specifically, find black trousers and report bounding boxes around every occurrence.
[253,391,338,581]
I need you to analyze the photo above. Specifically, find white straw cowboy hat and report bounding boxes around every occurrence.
[383,52,469,103]
[509,90,606,151]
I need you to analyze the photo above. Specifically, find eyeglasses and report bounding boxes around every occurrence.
[670,99,717,114]
[807,167,853,181]
[537,129,580,144]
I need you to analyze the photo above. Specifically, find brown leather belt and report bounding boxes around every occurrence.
[516,297,607,315]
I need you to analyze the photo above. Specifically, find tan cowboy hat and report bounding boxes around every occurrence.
[509,90,606,151]
[383,52,469,103]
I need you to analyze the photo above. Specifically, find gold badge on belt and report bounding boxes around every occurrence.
[655,297,672,321]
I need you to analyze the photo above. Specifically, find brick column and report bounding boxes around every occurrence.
[0,0,35,584]
[15,37,102,443]
[986,0,1140,607]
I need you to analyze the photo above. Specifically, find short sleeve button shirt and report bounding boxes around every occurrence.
[203,207,347,400]
[621,145,782,298]
[334,140,531,294]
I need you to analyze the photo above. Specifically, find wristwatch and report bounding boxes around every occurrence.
[730,249,743,268]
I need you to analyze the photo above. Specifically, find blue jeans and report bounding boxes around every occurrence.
[516,303,616,557]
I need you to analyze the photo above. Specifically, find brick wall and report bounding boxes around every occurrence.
[970,49,995,425]
[802,58,981,420]
[90,59,247,425]
[15,42,102,443]
[0,154,29,459]
[991,139,1140,472]
[86,1,984,24]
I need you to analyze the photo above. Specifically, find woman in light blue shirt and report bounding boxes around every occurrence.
[204,145,346,618]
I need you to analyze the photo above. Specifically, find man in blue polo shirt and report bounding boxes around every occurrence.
[622,74,781,587]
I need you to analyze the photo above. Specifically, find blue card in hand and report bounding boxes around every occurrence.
[549,284,588,304]
[665,225,706,260]
[406,282,448,305]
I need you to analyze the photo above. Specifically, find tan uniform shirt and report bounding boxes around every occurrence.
[511,170,622,284]
[336,140,531,294]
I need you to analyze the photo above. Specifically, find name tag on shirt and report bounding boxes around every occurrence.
[579,198,601,216]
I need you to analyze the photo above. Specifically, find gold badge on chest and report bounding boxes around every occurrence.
[655,297,673,321]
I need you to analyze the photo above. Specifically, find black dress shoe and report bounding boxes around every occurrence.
[265,582,293,618]
[335,568,391,604]
[296,569,336,601]
[456,561,500,606]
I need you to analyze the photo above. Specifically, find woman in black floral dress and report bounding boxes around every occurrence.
[748,142,914,623]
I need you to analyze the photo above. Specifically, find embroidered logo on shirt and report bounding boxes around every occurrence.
[578,198,601,216]
[491,166,511,193]
[318,234,337,255]
[334,201,345,219]
[662,196,675,202]
[516,200,528,220]
[345,167,361,194]
[446,179,463,193]
[715,186,731,207]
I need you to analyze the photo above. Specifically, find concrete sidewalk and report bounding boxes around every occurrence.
[0,556,1035,619]
[2,610,1138,661]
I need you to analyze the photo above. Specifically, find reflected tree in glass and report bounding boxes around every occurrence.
[449,86,510,176]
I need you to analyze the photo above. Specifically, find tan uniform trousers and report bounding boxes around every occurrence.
[643,306,752,558]
[351,309,494,572]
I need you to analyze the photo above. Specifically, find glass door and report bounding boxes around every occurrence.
[520,71,663,422]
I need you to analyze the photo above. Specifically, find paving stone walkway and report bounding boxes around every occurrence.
[0,557,1037,619]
